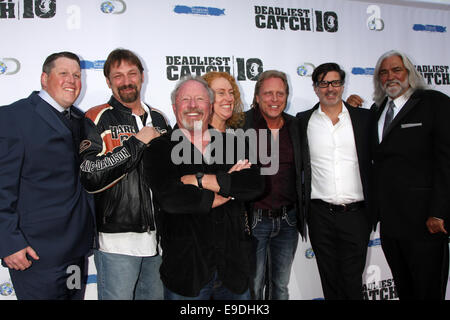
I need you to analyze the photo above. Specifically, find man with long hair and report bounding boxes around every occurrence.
[371,50,450,299]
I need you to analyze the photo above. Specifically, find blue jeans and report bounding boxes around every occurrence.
[164,271,251,300]
[251,208,299,300]
[94,250,163,300]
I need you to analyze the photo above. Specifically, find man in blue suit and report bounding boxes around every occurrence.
[0,52,95,299]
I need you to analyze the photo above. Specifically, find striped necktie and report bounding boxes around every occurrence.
[382,100,395,138]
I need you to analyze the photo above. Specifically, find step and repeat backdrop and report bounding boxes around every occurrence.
[0,0,449,300]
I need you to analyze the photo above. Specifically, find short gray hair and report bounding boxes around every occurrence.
[373,50,427,106]
[170,75,215,105]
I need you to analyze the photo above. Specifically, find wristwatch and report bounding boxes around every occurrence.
[195,172,204,189]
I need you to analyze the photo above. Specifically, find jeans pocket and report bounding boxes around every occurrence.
[251,211,259,230]
[283,209,297,227]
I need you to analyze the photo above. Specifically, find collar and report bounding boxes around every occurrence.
[38,89,67,113]
[317,102,348,116]
[108,96,152,125]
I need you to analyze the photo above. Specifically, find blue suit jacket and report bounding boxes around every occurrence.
[0,91,95,268]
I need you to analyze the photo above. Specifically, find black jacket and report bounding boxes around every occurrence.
[243,108,307,238]
[143,126,265,297]
[79,96,170,233]
[371,89,450,239]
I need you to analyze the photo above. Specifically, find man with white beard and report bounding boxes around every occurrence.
[142,75,264,300]
[371,50,450,300]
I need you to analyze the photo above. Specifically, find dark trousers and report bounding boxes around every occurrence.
[381,235,449,300]
[9,256,87,300]
[308,201,370,300]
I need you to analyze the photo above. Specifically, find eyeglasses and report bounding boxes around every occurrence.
[316,80,343,88]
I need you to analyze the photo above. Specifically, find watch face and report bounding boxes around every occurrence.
[196,172,204,178]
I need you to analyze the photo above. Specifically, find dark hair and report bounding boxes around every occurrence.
[251,70,289,108]
[312,62,346,86]
[42,51,80,74]
[103,48,144,78]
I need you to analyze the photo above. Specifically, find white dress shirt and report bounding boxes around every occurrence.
[307,104,364,205]
[378,88,414,143]
[39,89,66,112]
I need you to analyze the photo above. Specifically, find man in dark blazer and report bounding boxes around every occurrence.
[371,50,450,300]
[243,70,305,300]
[0,52,95,299]
[296,63,372,299]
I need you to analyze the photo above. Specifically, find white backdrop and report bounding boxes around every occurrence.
[0,0,449,300]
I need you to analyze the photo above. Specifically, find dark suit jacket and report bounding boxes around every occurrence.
[296,102,374,228]
[0,91,95,268]
[243,108,306,238]
[371,89,450,239]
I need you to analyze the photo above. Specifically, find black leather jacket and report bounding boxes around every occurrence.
[79,96,170,233]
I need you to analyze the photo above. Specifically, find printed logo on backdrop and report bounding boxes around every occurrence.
[0,280,15,297]
[413,24,446,33]
[368,237,381,247]
[166,56,263,81]
[173,5,225,17]
[304,247,315,259]
[366,5,384,31]
[81,60,105,71]
[253,6,338,32]
[0,0,56,19]
[297,63,315,77]
[364,265,398,300]
[351,67,374,76]
[416,65,450,85]
[0,58,20,75]
[100,0,126,14]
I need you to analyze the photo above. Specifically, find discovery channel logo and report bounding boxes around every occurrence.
[0,280,15,296]
[100,0,126,14]
[366,5,384,31]
[0,58,20,75]
[173,5,225,16]
[297,63,315,77]
[305,247,315,259]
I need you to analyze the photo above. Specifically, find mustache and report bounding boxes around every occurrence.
[383,80,402,88]
[118,84,137,91]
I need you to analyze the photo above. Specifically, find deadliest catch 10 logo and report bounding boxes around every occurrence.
[0,0,56,19]
[254,5,338,32]
[165,56,263,81]
[416,65,450,86]
[363,278,398,300]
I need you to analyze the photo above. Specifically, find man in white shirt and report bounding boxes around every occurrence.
[79,49,170,300]
[296,63,373,299]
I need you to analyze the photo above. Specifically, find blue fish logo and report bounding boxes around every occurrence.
[352,67,374,75]
[413,24,446,33]
[174,5,225,16]
[368,238,381,247]
[81,60,106,70]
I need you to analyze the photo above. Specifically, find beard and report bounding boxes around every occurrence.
[118,84,139,103]
[383,78,409,99]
